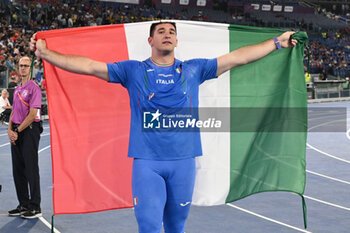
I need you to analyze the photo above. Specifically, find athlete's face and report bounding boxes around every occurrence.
[148,23,178,53]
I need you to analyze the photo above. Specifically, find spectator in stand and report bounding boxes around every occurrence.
[6,55,15,71]
[0,88,12,123]
[8,74,20,105]
[32,60,42,80]
[307,32,349,79]
[319,68,328,80]
[40,76,46,91]
[8,74,19,88]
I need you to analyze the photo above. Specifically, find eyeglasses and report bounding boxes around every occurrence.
[19,64,30,68]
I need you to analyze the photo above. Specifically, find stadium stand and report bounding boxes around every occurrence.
[0,0,349,100]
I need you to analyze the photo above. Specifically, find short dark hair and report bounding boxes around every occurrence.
[149,21,177,37]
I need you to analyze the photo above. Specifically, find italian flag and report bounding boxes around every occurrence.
[38,20,307,216]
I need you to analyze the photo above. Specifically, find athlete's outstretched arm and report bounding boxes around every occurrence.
[216,31,297,76]
[30,34,109,81]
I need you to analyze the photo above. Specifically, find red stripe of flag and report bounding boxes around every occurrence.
[37,24,133,214]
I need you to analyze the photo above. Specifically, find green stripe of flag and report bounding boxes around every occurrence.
[227,25,308,202]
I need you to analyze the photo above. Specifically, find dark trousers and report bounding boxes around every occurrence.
[11,122,41,211]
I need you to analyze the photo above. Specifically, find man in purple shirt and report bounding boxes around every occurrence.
[7,56,42,219]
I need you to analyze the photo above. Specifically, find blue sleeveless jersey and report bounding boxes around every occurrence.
[107,58,217,160]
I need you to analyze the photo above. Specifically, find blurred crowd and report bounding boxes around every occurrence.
[0,0,349,89]
[308,30,350,80]
[0,0,212,88]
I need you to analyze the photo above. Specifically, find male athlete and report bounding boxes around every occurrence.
[31,21,297,233]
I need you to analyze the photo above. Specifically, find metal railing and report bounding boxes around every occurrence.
[0,68,9,89]
[1,67,49,121]
[307,80,350,99]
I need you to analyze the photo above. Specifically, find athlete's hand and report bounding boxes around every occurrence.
[277,31,298,48]
[30,33,47,59]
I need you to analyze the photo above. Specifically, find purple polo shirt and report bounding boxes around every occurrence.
[11,80,42,124]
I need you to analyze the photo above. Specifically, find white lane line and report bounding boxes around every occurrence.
[226,203,312,233]
[307,143,350,164]
[308,118,345,131]
[308,113,346,122]
[39,216,61,233]
[304,195,350,211]
[306,170,350,185]
[39,145,51,153]
[37,145,59,232]
[0,139,55,231]
[0,142,9,148]
[307,116,350,163]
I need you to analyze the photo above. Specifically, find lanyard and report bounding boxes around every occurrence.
[18,92,30,107]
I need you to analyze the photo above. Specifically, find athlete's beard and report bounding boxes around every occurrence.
[159,48,174,57]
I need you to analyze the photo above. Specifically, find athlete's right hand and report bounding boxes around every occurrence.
[30,33,47,58]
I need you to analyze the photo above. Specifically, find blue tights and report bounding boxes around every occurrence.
[132,158,196,233]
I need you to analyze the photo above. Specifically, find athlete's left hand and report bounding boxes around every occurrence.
[277,31,298,48]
